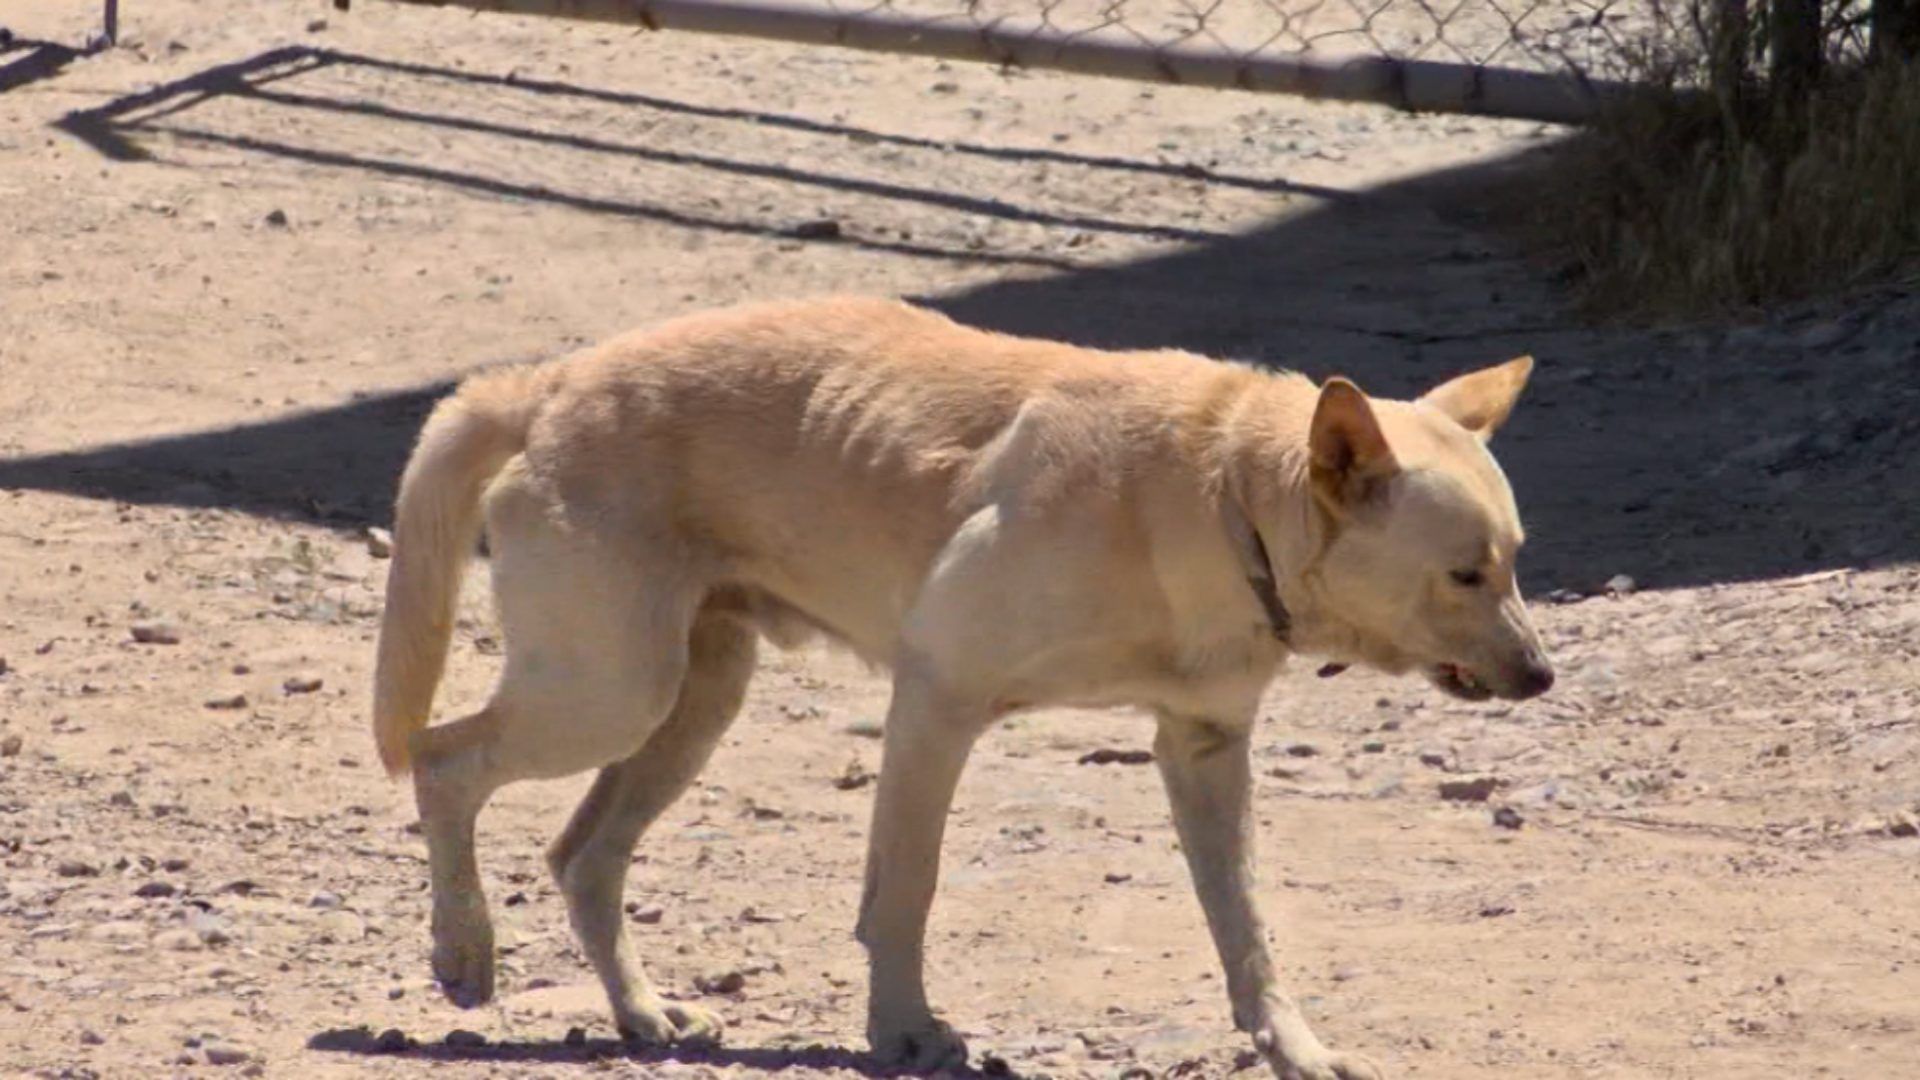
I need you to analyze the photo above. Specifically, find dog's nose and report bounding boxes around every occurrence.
[1514,661,1555,699]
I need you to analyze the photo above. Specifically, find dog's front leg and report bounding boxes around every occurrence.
[1154,714,1384,1080]
[854,670,985,1072]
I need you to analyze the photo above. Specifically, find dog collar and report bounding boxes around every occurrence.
[1243,517,1349,679]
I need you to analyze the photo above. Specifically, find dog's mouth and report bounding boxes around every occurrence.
[1429,663,1495,702]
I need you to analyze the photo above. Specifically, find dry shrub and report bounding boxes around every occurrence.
[1534,23,1920,317]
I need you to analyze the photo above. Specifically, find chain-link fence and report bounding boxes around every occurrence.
[357,0,1659,121]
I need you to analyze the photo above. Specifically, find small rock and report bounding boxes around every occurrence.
[1417,750,1449,769]
[263,209,290,228]
[1479,903,1515,918]
[365,527,394,559]
[1103,872,1133,884]
[832,759,874,791]
[130,622,182,645]
[374,1028,410,1053]
[387,986,405,1000]
[1491,806,1525,830]
[87,920,148,944]
[1,734,22,757]
[786,219,842,240]
[1545,588,1586,605]
[444,1029,487,1049]
[56,858,99,878]
[1604,574,1637,596]
[162,857,191,872]
[844,718,884,739]
[79,1029,105,1046]
[135,881,177,899]
[694,969,746,995]
[627,902,665,924]
[1889,810,1919,839]
[564,1026,588,1047]
[308,890,343,909]
[1077,748,1154,766]
[1284,743,1319,758]
[1362,741,1386,753]
[306,17,329,31]
[155,928,206,952]
[110,790,136,808]
[1438,777,1501,803]
[204,693,249,711]
[204,1044,252,1066]
[283,675,324,695]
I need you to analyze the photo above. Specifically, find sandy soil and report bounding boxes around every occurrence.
[2,2,1918,1078]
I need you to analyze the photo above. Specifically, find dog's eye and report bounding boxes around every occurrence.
[1449,568,1484,588]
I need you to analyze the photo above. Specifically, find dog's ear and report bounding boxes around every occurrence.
[1420,355,1534,441]
[1310,377,1397,511]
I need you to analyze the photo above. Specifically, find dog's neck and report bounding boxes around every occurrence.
[1204,377,1357,663]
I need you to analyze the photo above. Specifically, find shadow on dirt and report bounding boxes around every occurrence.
[0,38,86,93]
[307,1025,1018,1077]
[12,48,1920,595]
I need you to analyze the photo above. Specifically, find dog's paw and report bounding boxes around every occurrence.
[616,999,726,1048]
[1253,1024,1384,1080]
[429,907,495,1008]
[868,1014,967,1072]
[1267,1049,1385,1080]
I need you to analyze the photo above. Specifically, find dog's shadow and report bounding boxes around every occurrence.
[307,1025,1019,1077]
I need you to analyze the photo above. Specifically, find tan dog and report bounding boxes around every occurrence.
[372,296,1553,1080]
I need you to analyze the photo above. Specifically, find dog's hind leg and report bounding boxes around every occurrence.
[1153,714,1383,1080]
[546,607,758,1045]
[412,482,706,1011]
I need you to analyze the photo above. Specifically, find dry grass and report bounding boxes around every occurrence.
[1535,59,1920,317]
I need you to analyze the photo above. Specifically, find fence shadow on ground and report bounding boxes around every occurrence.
[10,48,1918,595]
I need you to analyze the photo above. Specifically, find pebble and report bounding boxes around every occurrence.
[263,209,290,228]
[0,733,20,757]
[1889,811,1919,838]
[308,890,343,909]
[375,1028,410,1053]
[1438,777,1501,803]
[1492,806,1525,830]
[135,881,177,899]
[444,1029,487,1048]
[365,527,394,558]
[130,622,182,645]
[1284,743,1319,758]
[56,858,99,878]
[564,1026,588,1047]
[694,969,747,995]
[204,693,249,711]
[786,219,842,240]
[1078,748,1153,766]
[87,920,147,944]
[283,675,324,695]
[627,902,665,924]
[1605,574,1638,596]
[155,929,206,952]
[204,1044,252,1066]
[79,1029,105,1046]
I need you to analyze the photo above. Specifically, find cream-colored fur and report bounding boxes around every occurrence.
[371,296,1553,1080]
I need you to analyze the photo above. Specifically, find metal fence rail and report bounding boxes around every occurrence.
[349,0,1650,122]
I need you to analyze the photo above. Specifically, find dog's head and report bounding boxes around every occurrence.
[1303,357,1553,702]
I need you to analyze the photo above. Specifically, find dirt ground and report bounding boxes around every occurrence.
[3,2,1919,1078]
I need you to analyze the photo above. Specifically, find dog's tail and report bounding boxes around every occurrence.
[373,364,551,777]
